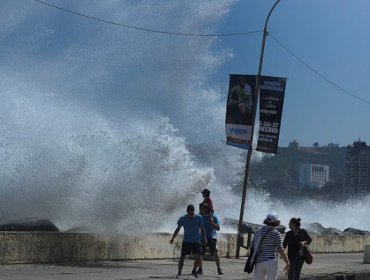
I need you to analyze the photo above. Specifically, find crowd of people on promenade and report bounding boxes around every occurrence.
[170,188,312,280]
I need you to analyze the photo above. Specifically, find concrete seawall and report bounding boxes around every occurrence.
[0,232,369,263]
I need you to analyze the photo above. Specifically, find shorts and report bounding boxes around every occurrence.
[181,241,202,256]
[202,238,218,254]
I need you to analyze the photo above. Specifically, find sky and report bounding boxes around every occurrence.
[1,0,369,149]
[215,0,370,147]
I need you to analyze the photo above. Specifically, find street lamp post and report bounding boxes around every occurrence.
[235,0,281,259]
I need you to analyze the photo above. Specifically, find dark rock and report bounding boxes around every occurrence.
[321,227,343,235]
[225,218,369,236]
[0,218,59,232]
[223,217,286,234]
[64,225,91,233]
[304,222,326,235]
[343,227,370,235]
[304,222,343,235]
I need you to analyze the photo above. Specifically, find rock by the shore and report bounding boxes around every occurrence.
[225,219,369,236]
[321,227,343,235]
[0,218,59,232]
[303,222,326,235]
[223,217,286,234]
[343,227,370,235]
[304,222,344,235]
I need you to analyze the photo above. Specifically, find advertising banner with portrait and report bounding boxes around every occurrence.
[256,76,287,153]
[225,74,257,149]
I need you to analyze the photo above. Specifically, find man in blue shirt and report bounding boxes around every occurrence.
[196,202,223,275]
[170,204,206,278]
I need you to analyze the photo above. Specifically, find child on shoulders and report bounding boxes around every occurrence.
[201,188,214,215]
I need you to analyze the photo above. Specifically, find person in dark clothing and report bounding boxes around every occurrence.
[283,217,312,280]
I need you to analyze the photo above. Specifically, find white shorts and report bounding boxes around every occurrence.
[253,258,278,280]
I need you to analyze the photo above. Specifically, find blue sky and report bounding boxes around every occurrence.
[1,0,369,148]
[215,0,370,147]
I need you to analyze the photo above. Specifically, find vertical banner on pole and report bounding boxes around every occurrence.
[256,76,287,153]
[225,74,257,149]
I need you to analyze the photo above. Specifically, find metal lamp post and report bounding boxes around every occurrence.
[235,0,281,259]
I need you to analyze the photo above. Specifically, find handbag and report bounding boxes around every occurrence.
[244,247,255,273]
[244,229,270,274]
[303,245,313,265]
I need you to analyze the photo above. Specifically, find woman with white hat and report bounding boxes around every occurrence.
[249,213,290,280]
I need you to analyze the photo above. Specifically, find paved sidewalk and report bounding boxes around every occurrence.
[0,253,369,280]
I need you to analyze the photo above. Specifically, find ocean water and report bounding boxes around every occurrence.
[0,1,369,234]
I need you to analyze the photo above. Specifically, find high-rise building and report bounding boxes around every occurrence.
[343,140,370,197]
[288,140,300,149]
[299,163,329,189]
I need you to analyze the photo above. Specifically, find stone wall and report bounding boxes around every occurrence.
[0,232,369,263]
[311,235,370,253]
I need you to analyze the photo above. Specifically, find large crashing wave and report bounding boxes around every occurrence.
[0,91,218,233]
[0,1,234,233]
[1,1,369,233]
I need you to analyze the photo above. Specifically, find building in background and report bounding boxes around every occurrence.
[299,163,330,189]
[288,140,300,150]
[327,143,340,148]
[343,140,370,197]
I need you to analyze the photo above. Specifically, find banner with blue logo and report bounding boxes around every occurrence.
[225,74,257,149]
[256,76,287,153]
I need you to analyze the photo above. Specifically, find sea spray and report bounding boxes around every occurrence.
[1,1,369,235]
[0,96,215,233]
[0,0,233,233]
